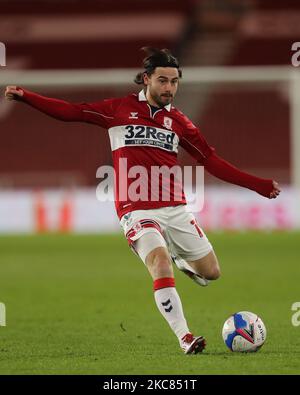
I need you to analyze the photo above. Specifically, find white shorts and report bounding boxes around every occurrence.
[120,204,213,264]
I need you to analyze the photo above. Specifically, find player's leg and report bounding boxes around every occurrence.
[135,233,206,354]
[167,205,220,286]
[120,210,205,354]
[187,250,221,281]
[143,244,173,280]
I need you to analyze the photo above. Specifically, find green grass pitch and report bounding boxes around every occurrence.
[0,232,299,375]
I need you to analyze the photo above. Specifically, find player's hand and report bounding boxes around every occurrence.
[5,86,24,101]
[270,180,281,199]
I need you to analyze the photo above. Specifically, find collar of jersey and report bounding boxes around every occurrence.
[138,90,171,112]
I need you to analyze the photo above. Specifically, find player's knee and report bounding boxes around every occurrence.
[206,266,221,280]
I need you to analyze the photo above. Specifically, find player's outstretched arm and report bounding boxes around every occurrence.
[179,116,281,200]
[4,86,85,122]
[204,152,281,199]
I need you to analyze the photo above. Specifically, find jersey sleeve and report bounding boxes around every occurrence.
[204,153,274,198]
[178,112,274,198]
[179,113,215,162]
[79,98,120,128]
[19,88,120,128]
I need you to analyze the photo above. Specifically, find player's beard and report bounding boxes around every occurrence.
[150,89,173,108]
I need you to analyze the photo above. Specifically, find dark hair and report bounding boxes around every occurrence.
[134,47,182,85]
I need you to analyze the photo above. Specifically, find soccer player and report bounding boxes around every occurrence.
[5,47,281,354]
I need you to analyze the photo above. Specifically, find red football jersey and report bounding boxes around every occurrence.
[74,90,214,218]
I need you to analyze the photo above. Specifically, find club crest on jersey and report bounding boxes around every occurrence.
[129,112,138,119]
[163,117,173,130]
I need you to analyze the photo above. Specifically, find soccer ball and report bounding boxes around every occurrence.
[222,311,267,352]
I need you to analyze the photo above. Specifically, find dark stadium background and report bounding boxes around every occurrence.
[0,0,294,191]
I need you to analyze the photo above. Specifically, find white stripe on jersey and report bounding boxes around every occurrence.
[82,110,114,119]
[108,125,179,153]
